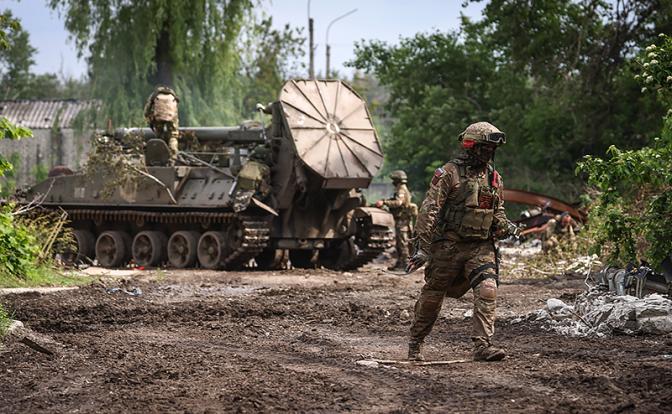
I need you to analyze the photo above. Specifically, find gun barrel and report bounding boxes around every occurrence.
[114,127,266,143]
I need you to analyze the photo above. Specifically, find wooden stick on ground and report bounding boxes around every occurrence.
[362,359,471,366]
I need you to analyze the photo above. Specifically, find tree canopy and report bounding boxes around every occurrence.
[47,0,304,126]
[48,0,252,125]
[350,0,671,200]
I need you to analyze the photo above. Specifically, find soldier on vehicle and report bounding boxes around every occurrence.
[144,86,180,160]
[376,170,417,271]
[231,145,273,212]
[406,121,519,362]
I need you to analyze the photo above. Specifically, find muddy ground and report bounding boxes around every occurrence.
[1,260,671,413]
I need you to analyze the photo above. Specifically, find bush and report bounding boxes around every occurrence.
[577,34,672,268]
[0,303,9,339]
[0,205,40,278]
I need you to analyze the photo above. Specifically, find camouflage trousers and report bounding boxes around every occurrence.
[168,132,179,158]
[393,220,411,268]
[410,238,499,347]
[154,121,180,159]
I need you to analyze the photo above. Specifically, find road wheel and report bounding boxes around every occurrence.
[289,249,316,269]
[319,239,357,271]
[132,231,167,267]
[197,231,227,269]
[255,248,287,270]
[167,231,200,268]
[95,231,132,268]
[62,229,95,265]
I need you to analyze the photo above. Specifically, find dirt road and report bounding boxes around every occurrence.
[1,264,671,413]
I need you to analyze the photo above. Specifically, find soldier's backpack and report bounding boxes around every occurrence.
[151,92,179,123]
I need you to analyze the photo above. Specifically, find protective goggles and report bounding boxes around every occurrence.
[460,132,507,145]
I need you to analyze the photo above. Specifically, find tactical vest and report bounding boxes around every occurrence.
[441,162,498,240]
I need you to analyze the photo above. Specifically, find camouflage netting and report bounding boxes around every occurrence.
[84,133,147,198]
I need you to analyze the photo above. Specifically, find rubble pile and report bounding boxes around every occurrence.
[513,290,672,337]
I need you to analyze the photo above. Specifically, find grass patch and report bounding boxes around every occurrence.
[0,266,95,288]
[0,303,9,339]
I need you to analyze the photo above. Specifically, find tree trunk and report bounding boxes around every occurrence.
[153,22,173,87]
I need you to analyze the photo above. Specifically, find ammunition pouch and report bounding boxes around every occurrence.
[443,207,493,240]
[439,163,496,240]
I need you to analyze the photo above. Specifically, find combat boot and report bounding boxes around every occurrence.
[473,342,506,362]
[408,340,425,361]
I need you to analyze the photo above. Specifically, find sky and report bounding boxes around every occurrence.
[4,0,485,78]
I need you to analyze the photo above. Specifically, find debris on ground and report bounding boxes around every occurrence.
[513,290,672,337]
[499,237,601,280]
[2,319,62,356]
[591,263,672,297]
[105,287,143,296]
[357,359,471,367]
[0,286,80,296]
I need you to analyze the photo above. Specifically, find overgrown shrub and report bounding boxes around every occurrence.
[0,205,40,278]
[0,303,10,338]
[577,34,672,268]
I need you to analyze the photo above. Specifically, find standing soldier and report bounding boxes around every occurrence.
[377,170,416,271]
[406,122,519,362]
[144,86,180,161]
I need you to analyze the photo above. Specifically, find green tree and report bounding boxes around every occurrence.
[578,34,672,267]
[239,15,305,118]
[0,9,90,100]
[350,31,498,191]
[49,0,254,125]
[0,10,35,99]
[0,12,32,178]
[463,0,670,175]
[350,1,671,200]
[0,14,41,281]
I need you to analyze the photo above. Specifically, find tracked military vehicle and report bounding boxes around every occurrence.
[24,80,394,270]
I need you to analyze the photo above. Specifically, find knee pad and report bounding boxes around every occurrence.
[478,278,497,300]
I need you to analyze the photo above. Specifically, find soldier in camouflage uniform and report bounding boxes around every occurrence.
[406,122,519,362]
[144,86,180,160]
[541,212,578,253]
[231,145,273,212]
[376,170,416,271]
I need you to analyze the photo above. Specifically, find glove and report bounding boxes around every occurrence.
[508,221,522,239]
[375,200,384,208]
[494,220,521,240]
[406,250,428,274]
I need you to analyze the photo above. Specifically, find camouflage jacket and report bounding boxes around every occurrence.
[384,183,413,220]
[415,159,509,253]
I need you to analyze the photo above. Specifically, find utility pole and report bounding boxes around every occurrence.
[326,8,357,79]
[308,0,315,79]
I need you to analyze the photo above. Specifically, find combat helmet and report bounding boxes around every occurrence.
[458,122,506,149]
[389,170,407,184]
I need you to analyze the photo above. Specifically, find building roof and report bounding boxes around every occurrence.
[0,99,99,129]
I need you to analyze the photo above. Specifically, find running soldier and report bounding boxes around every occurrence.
[406,122,519,362]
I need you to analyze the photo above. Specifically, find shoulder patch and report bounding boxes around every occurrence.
[431,167,445,185]
[492,170,502,188]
